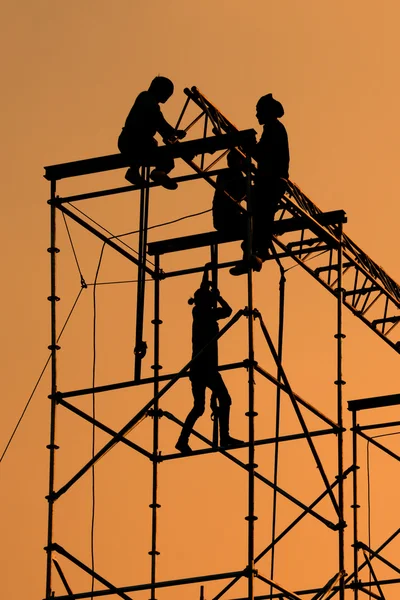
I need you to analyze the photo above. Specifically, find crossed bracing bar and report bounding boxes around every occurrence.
[48,304,346,600]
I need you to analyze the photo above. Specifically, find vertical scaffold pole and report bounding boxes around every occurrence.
[134,167,150,380]
[351,409,359,600]
[335,222,345,599]
[270,264,286,592]
[45,180,59,598]
[210,243,219,447]
[150,254,162,599]
[244,153,256,600]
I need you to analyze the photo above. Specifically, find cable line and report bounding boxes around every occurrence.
[0,287,85,466]
[62,211,87,287]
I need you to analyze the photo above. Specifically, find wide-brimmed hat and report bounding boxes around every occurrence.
[257,93,284,118]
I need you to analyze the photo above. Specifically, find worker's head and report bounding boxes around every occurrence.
[188,282,215,308]
[256,93,284,124]
[149,76,174,103]
[227,149,245,170]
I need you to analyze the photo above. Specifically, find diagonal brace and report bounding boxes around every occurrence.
[255,310,341,518]
[48,543,133,600]
[52,310,245,499]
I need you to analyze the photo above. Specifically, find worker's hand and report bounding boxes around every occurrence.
[175,129,187,140]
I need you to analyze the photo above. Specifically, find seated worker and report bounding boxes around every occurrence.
[175,270,243,454]
[212,149,247,239]
[230,93,289,276]
[118,76,186,190]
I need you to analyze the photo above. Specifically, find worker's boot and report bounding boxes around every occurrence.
[219,406,244,448]
[150,169,178,190]
[125,167,145,186]
[175,427,193,455]
[229,254,262,276]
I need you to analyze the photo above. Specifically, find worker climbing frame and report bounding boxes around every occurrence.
[43,86,400,600]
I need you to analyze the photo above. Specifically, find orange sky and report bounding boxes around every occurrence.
[0,2,399,600]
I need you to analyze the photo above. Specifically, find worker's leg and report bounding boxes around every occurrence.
[176,377,206,454]
[206,372,243,447]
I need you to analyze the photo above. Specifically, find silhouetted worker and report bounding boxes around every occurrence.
[212,149,247,239]
[118,76,186,190]
[230,93,289,275]
[175,273,243,454]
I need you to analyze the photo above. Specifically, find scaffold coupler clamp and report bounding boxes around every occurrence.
[134,340,147,359]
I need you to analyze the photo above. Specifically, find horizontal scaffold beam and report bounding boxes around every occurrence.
[43,129,256,181]
[147,210,347,255]
[348,393,400,412]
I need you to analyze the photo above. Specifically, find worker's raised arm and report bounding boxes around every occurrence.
[215,290,233,320]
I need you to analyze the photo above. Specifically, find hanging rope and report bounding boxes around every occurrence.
[89,241,108,598]
[366,431,400,551]
[68,201,212,271]
[62,212,87,288]
[0,287,85,466]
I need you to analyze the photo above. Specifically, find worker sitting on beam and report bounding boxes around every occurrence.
[118,76,186,190]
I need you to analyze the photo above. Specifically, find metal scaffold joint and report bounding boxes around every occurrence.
[243,358,258,369]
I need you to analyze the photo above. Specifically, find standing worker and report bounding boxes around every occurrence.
[230,93,289,275]
[175,272,243,454]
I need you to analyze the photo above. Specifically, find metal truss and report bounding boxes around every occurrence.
[42,86,400,600]
[181,87,400,353]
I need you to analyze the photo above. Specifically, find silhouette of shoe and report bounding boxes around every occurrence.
[150,169,178,190]
[251,255,263,272]
[229,261,247,276]
[125,168,145,186]
[175,439,193,455]
[220,436,245,449]
[256,248,271,261]
[229,255,262,276]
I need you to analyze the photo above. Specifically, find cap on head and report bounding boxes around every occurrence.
[257,93,284,118]
[188,282,213,306]
[149,76,174,100]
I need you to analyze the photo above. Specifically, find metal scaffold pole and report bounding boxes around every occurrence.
[134,166,151,380]
[269,262,286,595]
[351,409,360,600]
[335,222,346,599]
[244,153,256,600]
[45,180,59,599]
[150,254,162,599]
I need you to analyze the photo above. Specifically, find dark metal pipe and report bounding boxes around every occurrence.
[55,361,246,400]
[150,254,161,598]
[45,179,58,599]
[50,543,133,600]
[244,152,256,600]
[134,166,150,379]
[352,410,359,600]
[270,263,286,589]
[54,203,154,276]
[211,467,353,600]
[335,222,345,600]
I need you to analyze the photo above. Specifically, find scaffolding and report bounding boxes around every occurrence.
[43,87,400,600]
